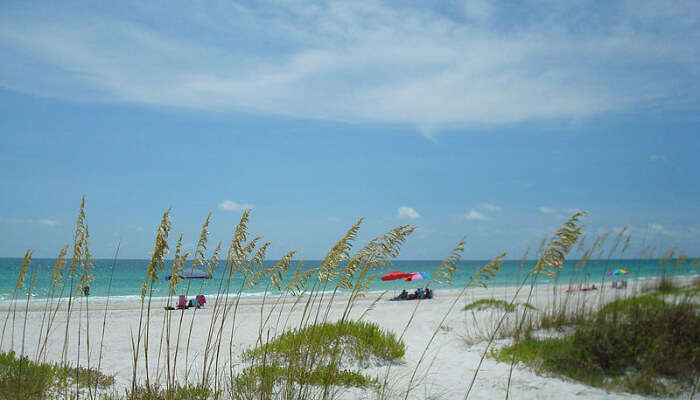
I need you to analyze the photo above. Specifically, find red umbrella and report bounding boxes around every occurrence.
[381,271,413,281]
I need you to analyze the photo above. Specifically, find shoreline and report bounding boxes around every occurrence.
[2,272,697,311]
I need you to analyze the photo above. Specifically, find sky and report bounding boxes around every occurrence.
[1,0,699,260]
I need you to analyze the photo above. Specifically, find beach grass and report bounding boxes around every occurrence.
[463,299,536,313]
[1,198,698,399]
[492,286,700,396]
[0,350,115,399]
[244,320,405,365]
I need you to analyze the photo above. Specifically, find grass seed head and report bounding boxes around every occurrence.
[51,245,69,287]
[143,208,172,298]
[434,237,466,284]
[15,249,34,291]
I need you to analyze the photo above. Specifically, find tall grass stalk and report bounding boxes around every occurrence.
[0,249,32,353]
[18,254,37,399]
[131,208,171,396]
[36,245,68,363]
[464,211,586,400]
[95,241,120,398]
[77,222,94,399]
[60,195,89,400]
[164,234,187,394]
[403,252,505,400]
[182,213,212,386]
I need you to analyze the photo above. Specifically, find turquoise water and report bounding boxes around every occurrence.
[0,258,697,304]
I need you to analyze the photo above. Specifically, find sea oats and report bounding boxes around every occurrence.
[434,237,466,284]
[51,245,69,286]
[468,253,505,288]
[531,211,586,279]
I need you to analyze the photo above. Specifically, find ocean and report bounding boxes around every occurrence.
[0,258,697,304]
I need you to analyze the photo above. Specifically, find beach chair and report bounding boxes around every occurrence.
[177,295,187,309]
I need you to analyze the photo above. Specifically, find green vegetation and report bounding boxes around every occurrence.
[245,320,405,365]
[464,298,515,312]
[123,384,215,400]
[233,363,378,396]
[492,293,700,396]
[0,351,115,399]
[463,298,536,313]
[236,320,403,395]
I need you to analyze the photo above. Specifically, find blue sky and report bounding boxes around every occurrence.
[1,0,699,259]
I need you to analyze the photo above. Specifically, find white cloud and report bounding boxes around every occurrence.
[398,206,421,219]
[0,1,698,135]
[479,203,501,212]
[465,209,488,221]
[538,206,555,214]
[415,227,434,239]
[6,218,61,227]
[135,226,144,231]
[648,223,683,237]
[650,223,663,231]
[37,219,60,226]
[218,200,253,212]
[649,154,667,161]
[327,217,341,223]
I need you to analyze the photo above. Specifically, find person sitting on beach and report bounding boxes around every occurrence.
[578,284,598,291]
[393,290,408,300]
[425,287,433,299]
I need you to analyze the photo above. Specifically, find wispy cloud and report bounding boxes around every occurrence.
[538,206,555,214]
[415,226,434,239]
[463,202,501,221]
[37,219,60,226]
[648,222,681,237]
[465,209,488,221]
[327,216,341,223]
[478,203,501,212]
[1,217,61,227]
[649,154,667,162]
[1,1,698,134]
[397,206,420,219]
[218,200,253,212]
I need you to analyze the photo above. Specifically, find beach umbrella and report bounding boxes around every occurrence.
[404,272,432,282]
[607,268,631,276]
[381,271,413,281]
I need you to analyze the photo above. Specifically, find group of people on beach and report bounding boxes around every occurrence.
[565,279,629,293]
[394,287,433,300]
[565,284,597,292]
[164,294,207,310]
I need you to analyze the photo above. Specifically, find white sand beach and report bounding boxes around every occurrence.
[0,281,668,400]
